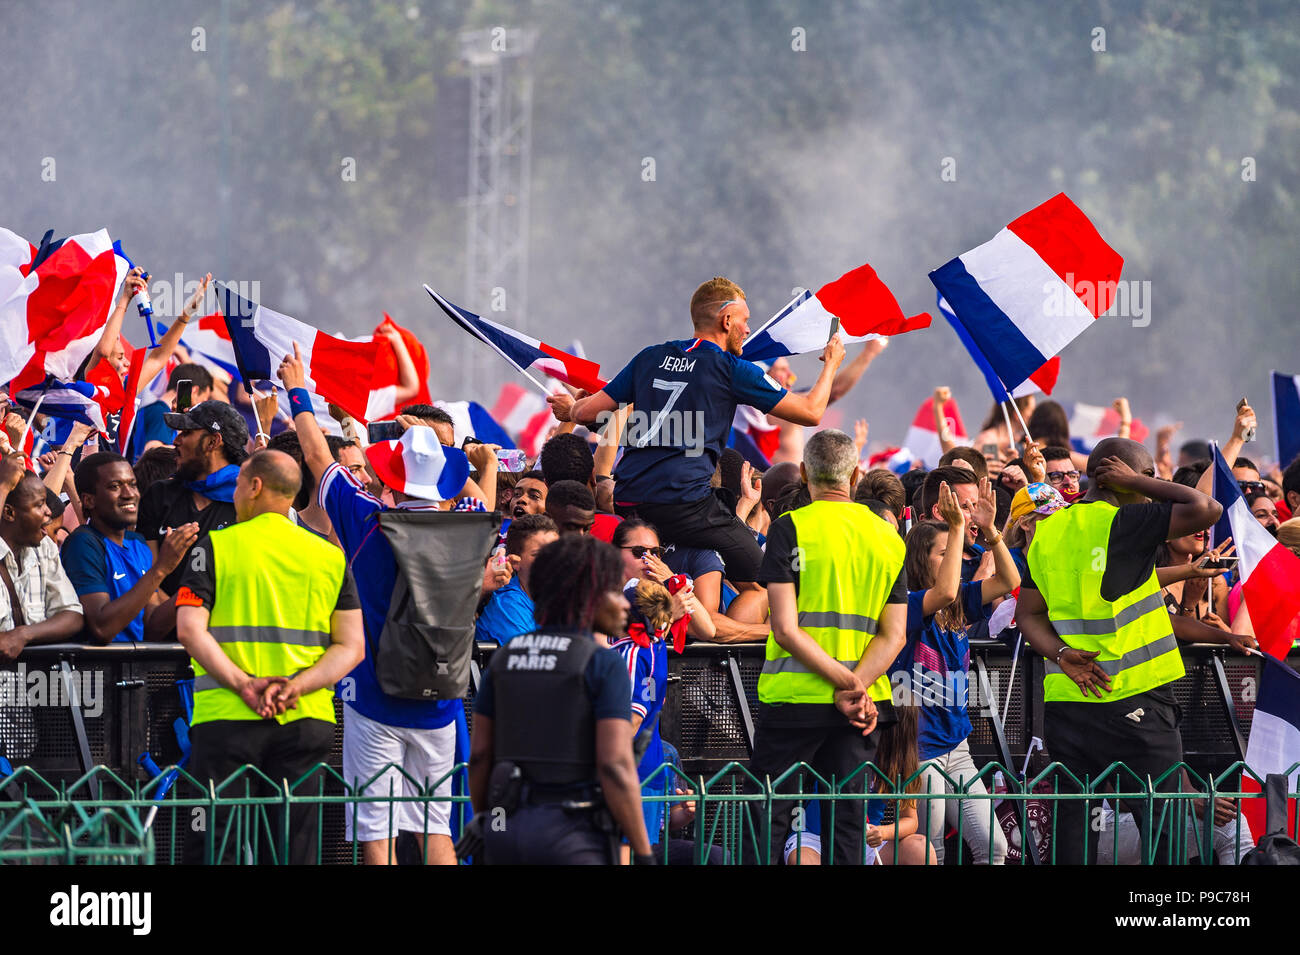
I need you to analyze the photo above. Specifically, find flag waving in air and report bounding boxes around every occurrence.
[742,262,931,363]
[219,285,401,423]
[929,193,1123,392]
[1240,654,1300,843]
[1,227,130,393]
[424,285,606,394]
[936,293,1059,402]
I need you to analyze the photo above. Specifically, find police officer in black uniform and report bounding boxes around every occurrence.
[467,535,655,864]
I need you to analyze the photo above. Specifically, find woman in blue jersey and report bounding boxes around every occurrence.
[897,480,1019,864]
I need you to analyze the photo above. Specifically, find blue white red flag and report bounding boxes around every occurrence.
[1064,401,1148,453]
[0,227,130,393]
[929,193,1122,392]
[1210,445,1300,660]
[219,285,402,423]
[902,394,967,470]
[12,378,109,433]
[936,293,1059,402]
[424,285,607,394]
[742,262,930,363]
[1241,654,1300,843]
[1272,371,1300,469]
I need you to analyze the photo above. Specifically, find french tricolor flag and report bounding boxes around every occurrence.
[219,285,400,423]
[434,399,517,451]
[424,285,607,394]
[902,394,967,470]
[12,378,109,433]
[929,193,1123,392]
[741,262,931,363]
[936,294,1059,402]
[1210,445,1300,660]
[1272,371,1300,469]
[1241,654,1300,843]
[1,227,129,393]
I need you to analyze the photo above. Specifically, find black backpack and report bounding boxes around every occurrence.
[1241,773,1300,865]
[371,509,500,701]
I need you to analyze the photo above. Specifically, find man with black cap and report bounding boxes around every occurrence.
[136,401,249,632]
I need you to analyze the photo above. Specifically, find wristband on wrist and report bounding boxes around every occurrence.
[1055,644,1071,665]
[288,388,313,417]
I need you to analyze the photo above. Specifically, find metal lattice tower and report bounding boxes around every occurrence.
[461,28,537,393]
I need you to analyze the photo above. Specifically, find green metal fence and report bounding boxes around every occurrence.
[0,760,1292,865]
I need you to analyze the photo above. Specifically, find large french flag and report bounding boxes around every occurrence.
[219,285,399,423]
[936,294,1059,402]
[0,227,129,393]
[424,285,607,394]
[1241,654,1300,842]
[929,193,1123,392]
[902,394,968,469]
[742,262,931,363]
[1273,371,1300,469]
[1211,446,1300,659]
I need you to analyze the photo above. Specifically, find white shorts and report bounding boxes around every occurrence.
[342,705,456,842]
[782,831,885,865]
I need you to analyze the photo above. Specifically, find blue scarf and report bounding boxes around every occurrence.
[187,464,240,504]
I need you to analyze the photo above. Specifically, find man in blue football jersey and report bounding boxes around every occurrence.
[549,276,845,583]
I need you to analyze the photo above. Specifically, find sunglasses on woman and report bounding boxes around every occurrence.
[621,545,663,559]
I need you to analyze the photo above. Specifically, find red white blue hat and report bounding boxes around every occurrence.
[365,426,469,502]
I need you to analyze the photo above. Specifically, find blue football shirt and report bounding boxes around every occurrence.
[604,338,785,505]
[318,462,460,730]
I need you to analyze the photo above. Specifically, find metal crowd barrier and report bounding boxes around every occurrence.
[0,640,1281,864]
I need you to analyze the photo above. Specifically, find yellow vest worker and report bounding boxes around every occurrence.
[750,430,908,866]
[1017,438,1234,866]
[175,449,363,865]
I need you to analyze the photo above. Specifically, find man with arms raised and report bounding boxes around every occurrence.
[549,277,845,585]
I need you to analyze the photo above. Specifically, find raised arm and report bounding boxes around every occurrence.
[1094,455,1222,539]
[277,344,334,483]
[86,268,146,373]
[932,387,959,454]
[923,482,968,616]
[138,273,210,388]
[378,323,421,408]
[968,476,1020,604]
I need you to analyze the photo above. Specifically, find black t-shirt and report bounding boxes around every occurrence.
[758,512,908,603]
[1022,500,1174,601]
[136,477,238,595]
[177,536,361,612]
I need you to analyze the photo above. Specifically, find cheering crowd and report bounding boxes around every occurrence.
[2,265,1298,866]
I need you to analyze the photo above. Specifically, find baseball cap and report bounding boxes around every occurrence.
[165,400,250,450]
[1010,482,1068,523]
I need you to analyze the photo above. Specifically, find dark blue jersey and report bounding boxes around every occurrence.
[605,338,785,505]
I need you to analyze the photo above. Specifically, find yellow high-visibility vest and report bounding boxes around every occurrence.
[758,500,905,705]
[190,512,344,725]
[1027,501,1183,703]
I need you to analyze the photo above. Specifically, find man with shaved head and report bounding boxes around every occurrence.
[175,448,364,864]
[1017,436,1251,865]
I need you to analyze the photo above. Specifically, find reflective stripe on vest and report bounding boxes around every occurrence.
[758,500,904,705]
[190,512,345,726]
[1026,501,1184,704]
